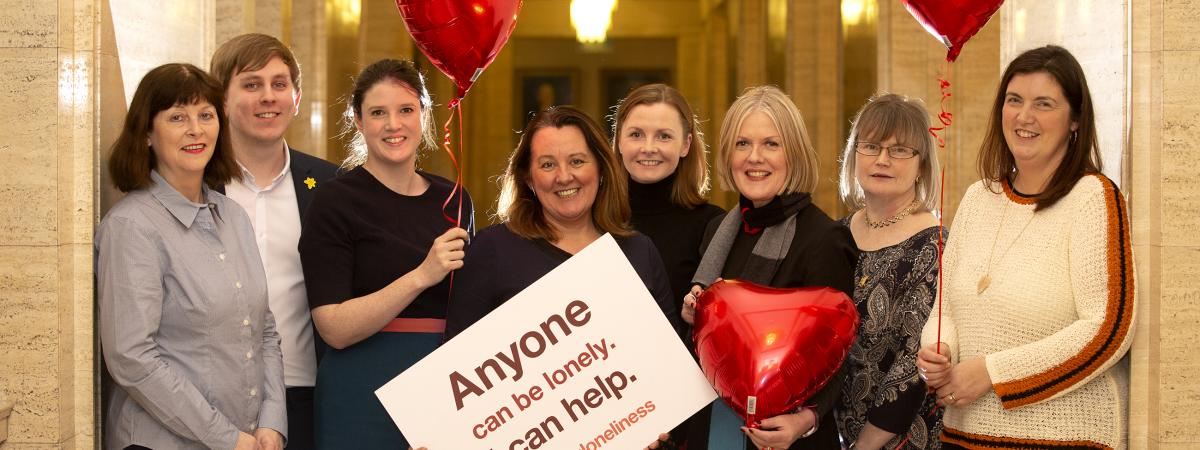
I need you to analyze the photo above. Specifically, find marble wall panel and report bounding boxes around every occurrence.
[1156,243,1200,445]
[1000,0,1128,187]
[1163,0,1200,51]
[0,49,59,246]
[57,242,93,449]
[1159,51,1200,248]
[0,245,62,445]
[58,51,97,247]
[108,0,214,106]
[0,0,56,48]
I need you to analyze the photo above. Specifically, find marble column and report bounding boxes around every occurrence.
[1129,0,1200,447]
[786,0,842,214]
[0,0,101,447]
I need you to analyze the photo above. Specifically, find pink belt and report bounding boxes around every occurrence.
[380,318,445,333]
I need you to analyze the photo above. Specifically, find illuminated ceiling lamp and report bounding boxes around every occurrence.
[570,0,618,48]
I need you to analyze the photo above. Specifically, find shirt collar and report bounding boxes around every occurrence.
[150,170,213,229]
[236,142,292,190]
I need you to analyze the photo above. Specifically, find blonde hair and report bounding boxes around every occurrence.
[715,86,819,195]
[838,93,941,212]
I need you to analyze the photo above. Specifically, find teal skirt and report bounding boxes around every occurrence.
[314,331,441,450]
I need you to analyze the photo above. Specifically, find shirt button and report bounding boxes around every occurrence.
[245,351,253,359]
[242,318,251,326]
[235,281,242,289]
[250,388,257,397]
[218,253,226,261]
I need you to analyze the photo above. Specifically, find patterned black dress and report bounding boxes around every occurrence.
[834,221,945,450]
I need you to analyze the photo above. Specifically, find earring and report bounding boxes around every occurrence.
[1071,130,1078,144]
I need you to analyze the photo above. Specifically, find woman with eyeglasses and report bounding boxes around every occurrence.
[833,94,944,450]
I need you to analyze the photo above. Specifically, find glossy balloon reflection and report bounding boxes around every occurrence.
[901,0,1004,62]
[395,0,523,98]
[693,280,859,426]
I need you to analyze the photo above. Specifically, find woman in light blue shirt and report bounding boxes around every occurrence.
[97,63,286,450]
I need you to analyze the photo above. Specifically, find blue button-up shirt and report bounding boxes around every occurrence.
[97,171,286,449]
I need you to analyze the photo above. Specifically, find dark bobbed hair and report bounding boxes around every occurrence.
[498,106,634,242]
[611,83,712,208]
[342,59,435,169]
[978,45,1101,210]
[108,63,238,192]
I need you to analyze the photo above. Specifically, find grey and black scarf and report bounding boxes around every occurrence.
[692,193,811,286]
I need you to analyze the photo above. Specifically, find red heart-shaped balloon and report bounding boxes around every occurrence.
[396,0,523,99]
[693,280,859,426]
[901,0,1004,61]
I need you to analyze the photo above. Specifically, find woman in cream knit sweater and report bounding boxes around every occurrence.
[916,45,1135,450]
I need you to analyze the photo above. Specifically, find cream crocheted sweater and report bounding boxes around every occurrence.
[921,174,1135,450]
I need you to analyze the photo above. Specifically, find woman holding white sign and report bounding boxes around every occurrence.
[444,105,681,340]
[680,86,857,450]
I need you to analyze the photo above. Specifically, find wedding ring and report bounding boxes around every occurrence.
[948,393,956,402]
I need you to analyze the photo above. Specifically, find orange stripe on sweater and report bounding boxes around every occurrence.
[992,174,1135,409]
[942,427,1111,450]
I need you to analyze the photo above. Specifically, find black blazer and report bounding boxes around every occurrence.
[217,148,340,363]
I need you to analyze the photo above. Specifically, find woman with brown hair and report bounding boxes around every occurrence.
[444,105,681,340]
[297,59,473,449]
[916,45,1135,450]
[98,63,285,450]
[612,83,725,307]
[681,86,856,450]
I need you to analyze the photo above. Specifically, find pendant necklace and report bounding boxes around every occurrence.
[978,199,1037,295]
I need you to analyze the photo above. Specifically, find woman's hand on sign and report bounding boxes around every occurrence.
[643,432,671,449]
[681,284,703,325]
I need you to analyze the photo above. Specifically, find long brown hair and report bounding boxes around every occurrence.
[109,63,238,192]
[611,83,711,207]
[499,106,634,242]
[978,45,1101,210]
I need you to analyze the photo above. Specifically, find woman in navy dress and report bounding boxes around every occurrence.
[298,59,473,450]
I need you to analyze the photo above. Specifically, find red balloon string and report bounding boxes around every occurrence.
[931,60,952,358]
[441,97,465,228]
[928,61,954,148]
[441,97,465,298]
[935,168,946,357]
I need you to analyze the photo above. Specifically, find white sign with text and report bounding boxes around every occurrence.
[377,234,717,449]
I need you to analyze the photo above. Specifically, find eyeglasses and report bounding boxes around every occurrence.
[854,142,919,159]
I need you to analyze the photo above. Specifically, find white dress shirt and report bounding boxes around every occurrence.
[226,149,318,387]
